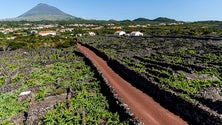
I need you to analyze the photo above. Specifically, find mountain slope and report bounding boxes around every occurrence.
[16,3,76,21]
[132,17,177,23]
[153,17,177,22]
[133,18,151,22]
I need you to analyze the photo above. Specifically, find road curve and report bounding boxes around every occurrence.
[77,43,188,125]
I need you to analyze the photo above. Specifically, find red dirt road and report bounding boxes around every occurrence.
[77,43,188,125]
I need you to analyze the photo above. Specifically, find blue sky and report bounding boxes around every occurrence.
[0,0,222,21]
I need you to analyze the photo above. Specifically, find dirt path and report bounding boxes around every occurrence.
[77,43,188,125]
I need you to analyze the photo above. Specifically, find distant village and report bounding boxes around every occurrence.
[0,22,184,40]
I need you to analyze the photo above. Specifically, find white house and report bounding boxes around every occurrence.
[114,31,126,36]
[30,30,38,34]
[130,31,143,36]
[76,33,83,37]
[89,32,96,36]
[39,30,56,36]
[6,36,16,40]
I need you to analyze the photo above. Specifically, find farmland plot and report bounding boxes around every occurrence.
[79,36,222,114]
[0,46,127,124]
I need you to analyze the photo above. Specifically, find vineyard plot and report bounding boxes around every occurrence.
[79,36,222,114]
[0,46,127,124]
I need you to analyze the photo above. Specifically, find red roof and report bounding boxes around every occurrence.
[39,30,56,35]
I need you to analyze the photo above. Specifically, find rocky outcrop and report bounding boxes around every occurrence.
[25,93,67,124]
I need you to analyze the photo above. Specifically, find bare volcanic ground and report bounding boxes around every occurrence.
[77,43,188,125]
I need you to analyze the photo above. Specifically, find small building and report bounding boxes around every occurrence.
[159,23,166,26]
[6,36,16,40]
[39,30,56,36]
[76,33,83,37]
[114,31,126,36]
[111,26,122,30]
[30,30,38,34]
[130,31,143,37]
[89,32,96,36]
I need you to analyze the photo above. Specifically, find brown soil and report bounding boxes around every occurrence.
[78,43,188,125]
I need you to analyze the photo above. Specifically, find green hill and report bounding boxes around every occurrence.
[153,17,177,22]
